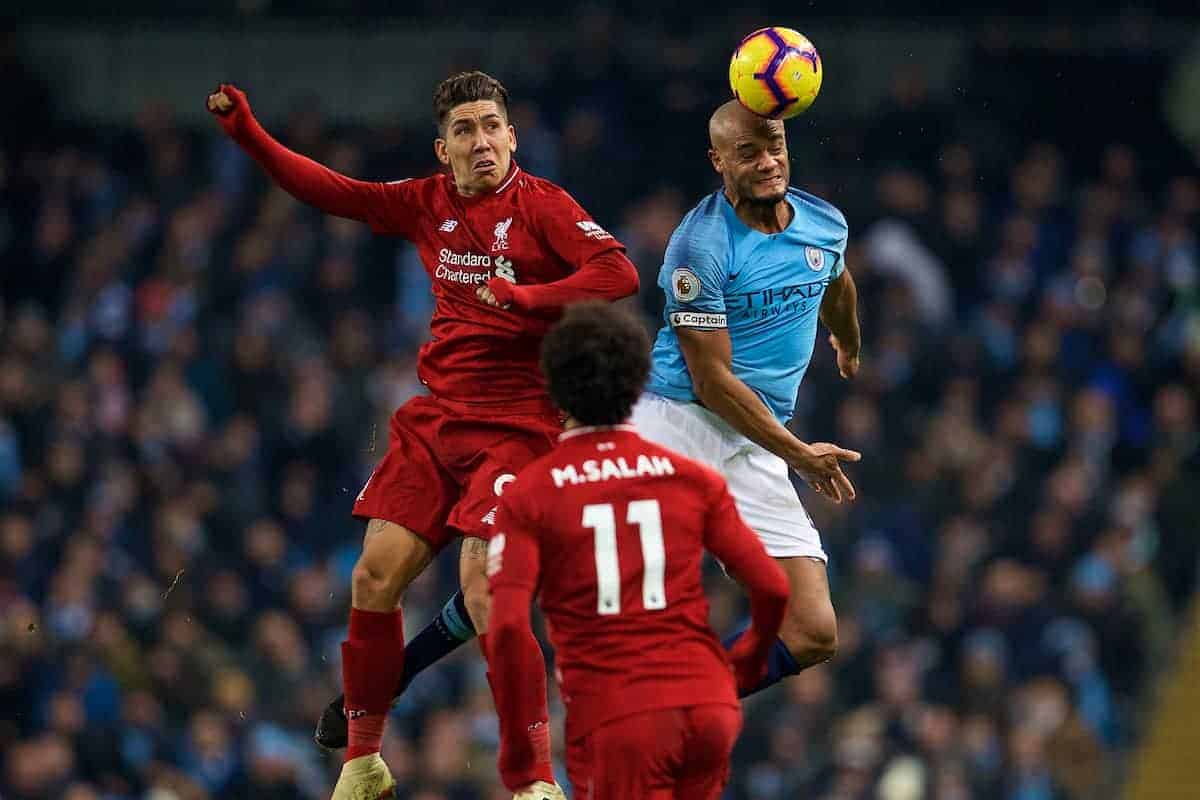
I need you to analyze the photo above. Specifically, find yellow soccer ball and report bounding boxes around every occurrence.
[729,27,823,120]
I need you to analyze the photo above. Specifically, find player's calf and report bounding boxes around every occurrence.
[778,604,838,670]
[315,590,477,751]
[776,556,838,670]
[317,536,487,753]
[342,520,432,764]
[725,556,837,696]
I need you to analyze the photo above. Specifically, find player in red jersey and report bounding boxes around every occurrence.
[487,302,790,799]
[208,73,638,800]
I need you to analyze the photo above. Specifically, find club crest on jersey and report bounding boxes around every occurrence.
[492,217,513,252]
[672,267,701,302]
[805,246,825,271]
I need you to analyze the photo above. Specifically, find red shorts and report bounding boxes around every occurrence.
[566,704,741,800]
[352,395,561,551]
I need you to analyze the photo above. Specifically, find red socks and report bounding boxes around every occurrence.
[342,608,405,762]
[481,630,555,786]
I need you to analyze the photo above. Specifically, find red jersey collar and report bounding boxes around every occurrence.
[448,162,522,202]
[558,424,637,441]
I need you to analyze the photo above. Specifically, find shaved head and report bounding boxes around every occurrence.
[709,100,785,151]
[707,100,791,212]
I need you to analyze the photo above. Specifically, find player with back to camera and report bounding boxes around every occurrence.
[632,99,863,696]
[207,71,638,800]
[487,301,790,799]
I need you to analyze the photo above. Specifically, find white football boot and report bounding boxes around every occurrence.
[330,753,396,800]
[512,780,568,800]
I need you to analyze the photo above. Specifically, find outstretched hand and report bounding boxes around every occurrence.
[788,441,861,503]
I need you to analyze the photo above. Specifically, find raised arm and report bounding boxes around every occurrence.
[677,325,860,501]
[701,479,790,693]
[206,84,400,225]
[819,267,861,379]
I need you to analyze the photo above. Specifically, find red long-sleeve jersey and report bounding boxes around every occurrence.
[212,86,639,413]
[486,425,789,791]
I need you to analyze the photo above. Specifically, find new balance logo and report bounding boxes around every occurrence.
[481,507,498,525]
[439,219,459,232]
[576,220,613,240]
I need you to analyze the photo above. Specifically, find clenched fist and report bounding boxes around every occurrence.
[207,91,230,114]
[477,277,516,310]
[206,84,250,135]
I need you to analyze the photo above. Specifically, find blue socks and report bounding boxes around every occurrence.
[723,627,802,698]
[395,590,476,696]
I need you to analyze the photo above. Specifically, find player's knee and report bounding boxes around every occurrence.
[806,618,839,664]
[351,558,406,609]
[780,605,838,667]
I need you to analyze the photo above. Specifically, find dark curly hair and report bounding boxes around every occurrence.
[433,71,510,135]
[540,302,652,426]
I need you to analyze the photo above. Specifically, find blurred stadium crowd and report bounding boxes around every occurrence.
[1,15,1199,800]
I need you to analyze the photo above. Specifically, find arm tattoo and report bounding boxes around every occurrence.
[365,518,390,539]
[464,536,488,559]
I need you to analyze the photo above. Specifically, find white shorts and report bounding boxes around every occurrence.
[630,393,827,561]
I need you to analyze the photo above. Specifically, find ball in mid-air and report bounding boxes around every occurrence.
[729,27,823,120]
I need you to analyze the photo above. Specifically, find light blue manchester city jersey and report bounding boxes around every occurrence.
[646,187,848,423]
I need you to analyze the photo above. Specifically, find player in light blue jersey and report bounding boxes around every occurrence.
[632,100,862,696]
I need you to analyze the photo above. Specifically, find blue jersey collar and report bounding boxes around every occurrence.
[718,188,798,237]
